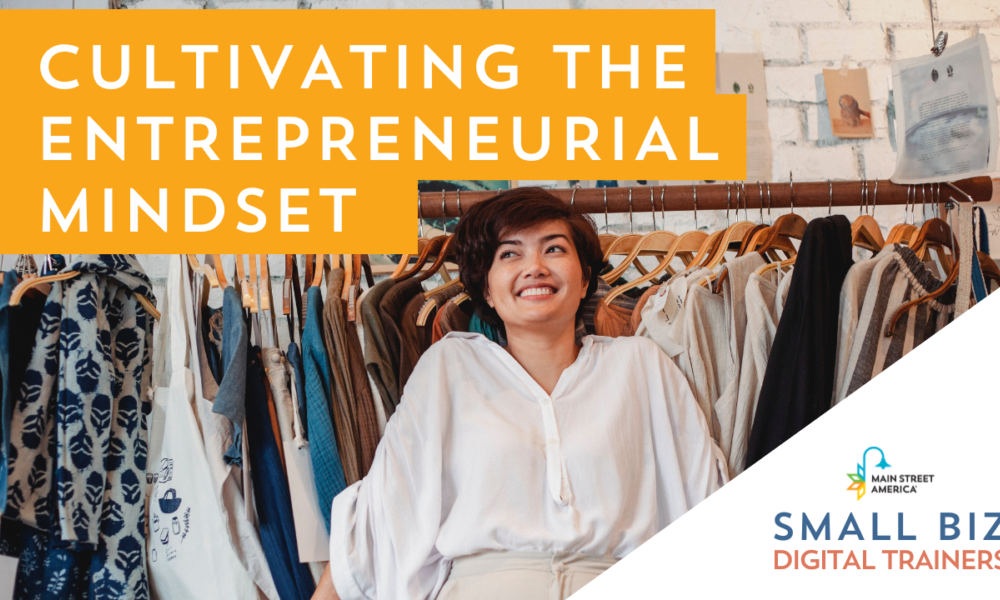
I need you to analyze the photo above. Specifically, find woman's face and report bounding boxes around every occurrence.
[484,219,589,335]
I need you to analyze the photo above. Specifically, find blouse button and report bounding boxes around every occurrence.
[548,439,558,446]
[540,397,550,405]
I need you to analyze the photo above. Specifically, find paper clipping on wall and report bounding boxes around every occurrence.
[717,54,772,182]
[890,35,998,184]
[823,68,875,138]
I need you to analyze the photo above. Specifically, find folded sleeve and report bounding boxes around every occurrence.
[328,350,449,600]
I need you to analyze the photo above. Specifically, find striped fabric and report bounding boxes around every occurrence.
[842,245,955,399]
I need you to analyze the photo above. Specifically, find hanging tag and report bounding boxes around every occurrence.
[840,55,850,76]
[651,276,687,325]
[0,555,18,600]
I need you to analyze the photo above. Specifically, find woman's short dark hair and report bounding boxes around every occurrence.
[454,187,603,331]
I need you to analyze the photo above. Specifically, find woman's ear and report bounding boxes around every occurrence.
[484,285,494,308]
[580,266,590,299]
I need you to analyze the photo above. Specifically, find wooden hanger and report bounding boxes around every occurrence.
[310,254,325,289]
[885,202,962,337]
[603,231,707,304]
[415,235,457,283]
[908,217,954,272]
[689,229,724,268]
[601,233,645,283]
[211,254,230,288]
[736,223,768,256]
[396,235,448,281]
[234,255,250,308]
[704,221,756,269]
[187,255,220,288]
[258,255,270,312]
[887,184,919,246]
[598,233,618,254]
[247,254,259,314]
[851,181,885,253]
[977,251,1000,293]
[10,271,160,320]
[886,223,917,245]
[344,254,363,322]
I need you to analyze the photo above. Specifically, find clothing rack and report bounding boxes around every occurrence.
[416,176,993,218]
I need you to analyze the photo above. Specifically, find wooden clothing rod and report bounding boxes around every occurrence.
[417,177,993,218]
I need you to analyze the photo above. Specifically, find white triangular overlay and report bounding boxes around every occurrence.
[577,291,1000,598]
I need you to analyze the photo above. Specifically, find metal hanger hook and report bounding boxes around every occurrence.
[757,181,764,225]
[828,180,833,215]
[417,190,425,237]
[692,183,698,230]
[859,178,867,216]
[628,187,634,234]
[740,182,749,221]
[649,186,657,232]
[456,189,462,217]
[764,182,773,225]
[570,186,578,212]
[871,180,878,219]
[603,188,609,234]
[789,171,794,215]
[725,182,731,229]
[660,186,665,229]
[441,190,448,235]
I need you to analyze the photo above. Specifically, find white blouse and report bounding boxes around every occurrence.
[329,332,728,600]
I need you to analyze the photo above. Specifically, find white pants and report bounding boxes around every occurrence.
[437,551,617,600]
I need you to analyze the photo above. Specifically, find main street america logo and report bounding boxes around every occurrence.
[846,446,935,500]
[847,446,890,500]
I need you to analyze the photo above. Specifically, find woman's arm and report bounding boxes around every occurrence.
[311,565,340,600]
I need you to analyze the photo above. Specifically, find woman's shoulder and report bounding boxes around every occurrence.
[587,334,665,359]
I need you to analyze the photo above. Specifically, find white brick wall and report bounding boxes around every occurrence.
[5,0,1000,285]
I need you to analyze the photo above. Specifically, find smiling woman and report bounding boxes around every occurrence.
[312,187,728,600]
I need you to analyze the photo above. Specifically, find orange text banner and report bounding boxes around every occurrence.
[0,9,745,253]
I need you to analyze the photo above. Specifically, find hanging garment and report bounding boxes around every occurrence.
[145,255,274,600]
[431,299,473,344]
[359,278,399,417]
[831,249,892,406]
[345,318,383,448]
[191,281,280,600]
[836,245,955,401]
[212,286,248,468]
[629,284,662,334]
[580,279,638,335]
[321,269,364,484]
[0,270,47,514]
[593,301,635,337]
[244,346,317,600]
[955,201,975,317]
[328,332,726,600]
[4,255,155,599]
[745,216,854,468]
[435,551,617,600]
[713,253,767,467]
[263,348,299,451]
[378,278,424,406]
[302,285,347,532]
[285,343,308,441]
[397,291,431,391]
[636,267,722,443]
[729,267,793,477]
[333,276,380,478]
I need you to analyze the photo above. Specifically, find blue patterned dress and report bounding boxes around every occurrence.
[1,255,155,600]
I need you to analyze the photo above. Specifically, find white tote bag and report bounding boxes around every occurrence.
[145,256,262,600]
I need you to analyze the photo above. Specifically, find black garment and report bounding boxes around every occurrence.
[745,215,854,468]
